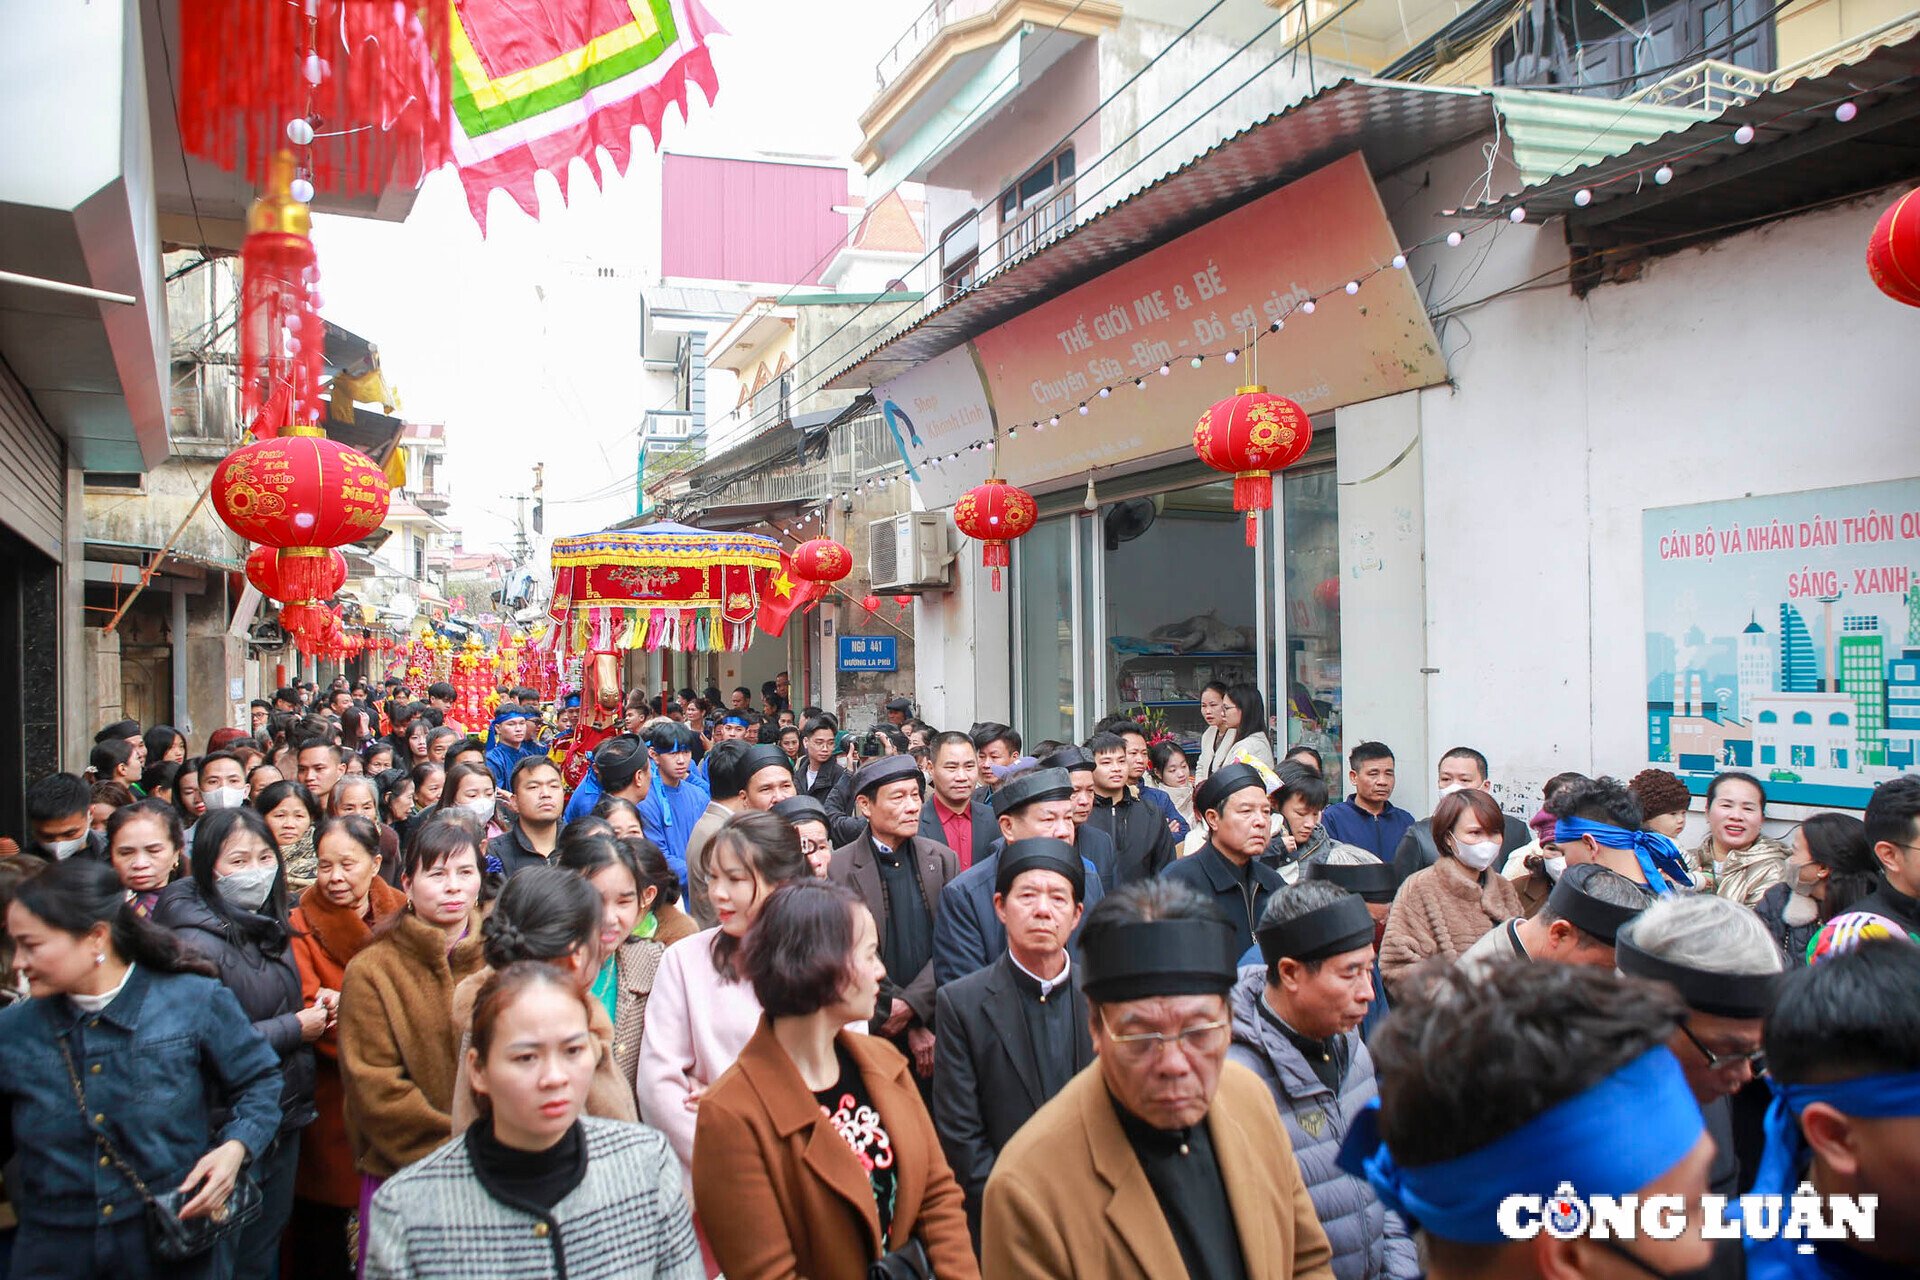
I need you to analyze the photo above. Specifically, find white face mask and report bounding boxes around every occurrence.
[202,786,248,811]
[458,797,495,821]
[1436,783,1466,800]
[1455,839,1502,872]
[45,835,88,861]
[1542,855,1567,881]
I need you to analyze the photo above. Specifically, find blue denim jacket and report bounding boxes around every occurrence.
[0,966,283,1228]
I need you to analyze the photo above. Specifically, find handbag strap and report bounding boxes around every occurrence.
[55,1033,160,1210]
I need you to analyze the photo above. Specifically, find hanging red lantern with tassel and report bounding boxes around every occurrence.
[1193,385,1312,546]
[1867,189,1920,307]
[952,479,1036,592]
[861,595,882,614]
[246,544,347,602]
[893,593,913,621]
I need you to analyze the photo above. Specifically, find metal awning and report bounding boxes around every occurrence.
[676,499,813,532]
[1462,30,1920,288]
[826,78,1507,390]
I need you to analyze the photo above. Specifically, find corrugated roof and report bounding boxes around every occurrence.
[825,78,1504,390]
[1464,30,1920,224]
[1490,90,1712,184]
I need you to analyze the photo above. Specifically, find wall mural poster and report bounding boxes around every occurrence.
[1642,478,1920,809]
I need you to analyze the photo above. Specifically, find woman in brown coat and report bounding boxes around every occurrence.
[286,817,407,1280]
[693,880,977,1280]
[336,815,487,1257]
[1379,788,1523,1001]
[446,865,638,1131]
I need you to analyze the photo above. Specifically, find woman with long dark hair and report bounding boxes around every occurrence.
[1213,682,1275,772]
[144,724,188,766]
[287,816,408,1280]
[446,865,637,1132]
[1753,812,1880,966]
[173,754,207,839]
[0,858,285,1279]
[151,805,323,1279]
[637,811,816,1176]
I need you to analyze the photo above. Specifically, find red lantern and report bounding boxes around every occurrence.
[893,593,913,621]
[792,538,854,583]
[1868,189,1920,307]
[952,479,1037,591]
[213,426,391,572]
[245,544,346,602]
[1194,385,1312,546]
[861,594,882,613]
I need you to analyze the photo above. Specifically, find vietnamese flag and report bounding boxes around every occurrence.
[757,556,821,638]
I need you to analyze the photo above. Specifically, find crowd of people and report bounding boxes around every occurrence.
[1,672,1916,1280]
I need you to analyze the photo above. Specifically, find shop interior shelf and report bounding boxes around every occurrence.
[1139,699,1203,707]
[1115,650,1254,659]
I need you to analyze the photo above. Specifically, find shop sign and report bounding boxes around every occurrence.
[875,152,1446,506]
[838,634,898,671]
[1642,477,1920,808]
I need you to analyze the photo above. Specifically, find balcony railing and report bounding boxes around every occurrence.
[999,182,1076,264]
[874,0,1000,91]
[415,489,452,514]
[1624,59,1771,112]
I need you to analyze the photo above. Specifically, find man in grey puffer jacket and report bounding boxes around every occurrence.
[1228,882,1421,1280]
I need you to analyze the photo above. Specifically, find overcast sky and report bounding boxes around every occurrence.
[311,0,905,557]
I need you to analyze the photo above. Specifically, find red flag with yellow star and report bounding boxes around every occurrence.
[756,554,821,638]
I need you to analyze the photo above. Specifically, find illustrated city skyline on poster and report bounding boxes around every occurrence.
[1642,478,1920,810]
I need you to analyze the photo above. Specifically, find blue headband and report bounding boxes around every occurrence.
[1554,818,1694,895]
[491,706,532,725]
[1335,1046,1704,1244]
[1747,1070,1920,1280]
[1751,1070,1920,1201]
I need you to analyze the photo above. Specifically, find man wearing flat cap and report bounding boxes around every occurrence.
[1230,884,1417,1280]
[932,766,1110,985]
[933,838,1096,1243]
[828,754,959,1083]
[1455,861,1650,979]
[983,878,1334,1279]
[884,695,914,727]
[1162,763,1287,959]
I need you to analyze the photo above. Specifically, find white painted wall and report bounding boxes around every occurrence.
[915,536,1012,731]
[1390,140,1919,818]
[1332,394,1431,811]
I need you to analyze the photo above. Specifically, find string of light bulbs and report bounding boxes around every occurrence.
[815,74,1905,501]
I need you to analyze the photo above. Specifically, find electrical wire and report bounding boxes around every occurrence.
[691,0,1360,466]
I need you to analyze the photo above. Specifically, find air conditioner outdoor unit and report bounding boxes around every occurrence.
[868,512,950,591]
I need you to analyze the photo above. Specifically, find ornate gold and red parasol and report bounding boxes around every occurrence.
[546,522,782,655]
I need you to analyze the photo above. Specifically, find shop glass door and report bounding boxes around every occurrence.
[1280,465,1342,788]
[1101,479,1259,757]
[1013,514,1076,745]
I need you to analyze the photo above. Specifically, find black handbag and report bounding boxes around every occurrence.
[57,1036,262,1260]
[869,1237,933,1280]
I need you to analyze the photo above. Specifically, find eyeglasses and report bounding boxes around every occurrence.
[1098,1012,1231,1063]
[1678,1020,1765,1074]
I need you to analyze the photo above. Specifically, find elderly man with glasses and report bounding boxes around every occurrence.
[981,878,1334,1280]
[1616,894,1784,1280]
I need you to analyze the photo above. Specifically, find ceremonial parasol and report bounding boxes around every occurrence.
[545,522,781,655]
